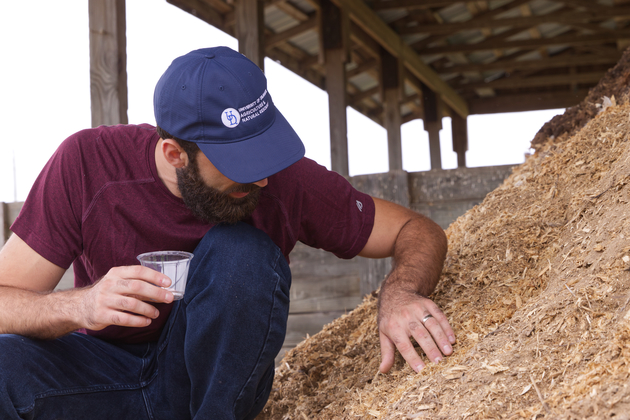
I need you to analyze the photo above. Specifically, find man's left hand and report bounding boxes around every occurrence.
[377,279,456,373]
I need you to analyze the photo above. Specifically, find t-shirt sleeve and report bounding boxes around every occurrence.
[287,158,375,259]
[11,133,86,269]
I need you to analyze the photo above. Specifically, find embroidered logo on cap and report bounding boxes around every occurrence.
[356,200,363,212]
[221,108,240,128]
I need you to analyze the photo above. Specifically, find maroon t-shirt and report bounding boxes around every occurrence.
[12,124,375,344]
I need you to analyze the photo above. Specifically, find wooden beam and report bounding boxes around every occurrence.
[273,0,310,21]
[334,0,469,117]
[349,22,381,58]
[0,202,6,245]
[421,83,442,170]
[451,113,467,168]
[458,71,605,90]
[350,86,379,104]
[380,48,403,171]
[561,0,612,13]
[399,8,630,35]
[167,0,227,31]
[468,89,589,114]
[435,52,622,74]
[321,0,350,176]
[373,0,475,11]
[347,58,379,78]
[425,121,442,170]
[89,0,128,127]
[266,15,318,48]
[236,0,265,70]
[421,82,439,123]
[327,48,349,176]
[422,31,630,55]
[373,0,612,12]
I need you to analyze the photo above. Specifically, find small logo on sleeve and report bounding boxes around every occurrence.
[356,200,363,212]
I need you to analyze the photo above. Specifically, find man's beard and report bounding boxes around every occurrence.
[176,160,261,225]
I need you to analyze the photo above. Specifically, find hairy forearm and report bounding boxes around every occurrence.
[0,286,83,340]
[384,215,447,297]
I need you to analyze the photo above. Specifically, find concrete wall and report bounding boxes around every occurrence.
[408,165,515,229]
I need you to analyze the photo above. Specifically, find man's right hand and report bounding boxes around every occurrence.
[79,266,174,331]
[0,233,174,339]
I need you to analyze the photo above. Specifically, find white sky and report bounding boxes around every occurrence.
[0,1,563,203]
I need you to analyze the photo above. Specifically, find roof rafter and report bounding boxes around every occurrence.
[457,71,605,90]
[420,31,630,55]
[436,52,622,74]
[399,8,630,35]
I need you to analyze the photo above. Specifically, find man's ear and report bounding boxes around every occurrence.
[161,139,188,168]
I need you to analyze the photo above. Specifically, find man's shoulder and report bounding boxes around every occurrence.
[54,123,159,185]
[70,123,156,142]
[271,157,328,183]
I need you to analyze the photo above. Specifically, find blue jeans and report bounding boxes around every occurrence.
[0,222,291,419]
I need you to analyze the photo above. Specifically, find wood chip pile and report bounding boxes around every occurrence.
[258,51,630,420]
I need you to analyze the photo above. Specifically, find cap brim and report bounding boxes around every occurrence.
[196,110,306,184]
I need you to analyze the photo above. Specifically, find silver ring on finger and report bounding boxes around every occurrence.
[421,314,434,324]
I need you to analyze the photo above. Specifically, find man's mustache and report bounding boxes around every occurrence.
[224,183,262,195]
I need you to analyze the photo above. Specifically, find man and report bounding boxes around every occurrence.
[0,47,455,419]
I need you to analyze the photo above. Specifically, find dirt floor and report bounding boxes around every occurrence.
[258,50,630,420]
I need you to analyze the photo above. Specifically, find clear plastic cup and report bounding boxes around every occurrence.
[136,251,194,300]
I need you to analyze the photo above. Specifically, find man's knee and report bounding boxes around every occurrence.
[196,222,281,260]
[189,223,290,290]
[181,224,290,321]
[0,335,31,380]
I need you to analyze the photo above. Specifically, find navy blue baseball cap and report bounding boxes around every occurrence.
[154,46,305,183]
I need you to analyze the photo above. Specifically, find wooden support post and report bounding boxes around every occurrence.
[89,0,128,127]
[421,83,442,170]
[320,0,350,176]
[425,121,442,170]
[380,48,403,171]
[451,111,468,168]
[1,202,23,245]
[236,0,265,70]
[0,202,7,245]
[326,50,349,176]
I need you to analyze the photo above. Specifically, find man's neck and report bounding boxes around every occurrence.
[154,138,182,198]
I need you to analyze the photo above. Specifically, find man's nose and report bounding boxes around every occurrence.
[253,178,268,188]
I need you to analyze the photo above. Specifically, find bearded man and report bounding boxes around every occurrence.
[0,47,455,420]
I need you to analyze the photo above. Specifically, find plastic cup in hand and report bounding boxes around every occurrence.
[136,251,194,300]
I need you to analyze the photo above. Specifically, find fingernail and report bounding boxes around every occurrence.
[434,357,442,364]
[162,277,171,286]
[448,335,456,343]
[444,344,452,353]
[414,364,424,373]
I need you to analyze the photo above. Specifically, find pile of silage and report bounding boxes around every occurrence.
[258,70,630,420]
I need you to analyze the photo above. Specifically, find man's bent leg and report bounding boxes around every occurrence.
[0,333,153,419]
[147,222,291,420]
